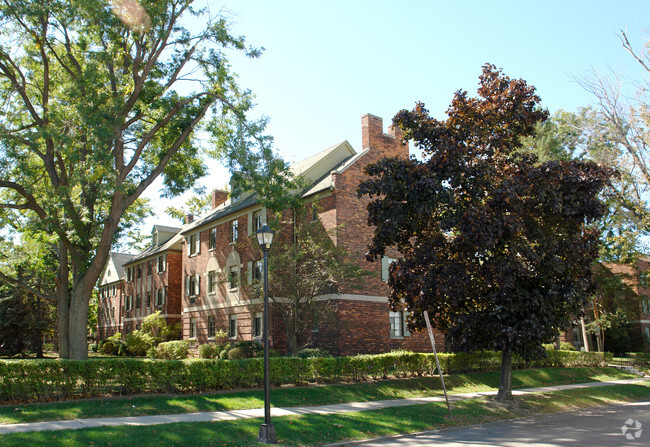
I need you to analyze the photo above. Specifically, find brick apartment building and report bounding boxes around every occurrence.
[96,114,443,355]
[97,252,135,339]
[120,225,184,334]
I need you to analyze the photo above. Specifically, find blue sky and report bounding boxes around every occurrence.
[147,0,650,227]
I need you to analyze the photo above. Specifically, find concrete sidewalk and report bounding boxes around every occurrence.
[1,377,648,435]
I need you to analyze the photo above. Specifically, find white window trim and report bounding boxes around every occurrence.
[389,310,411,339]
[208,270,217,294]
[208,315,216,339]
[209,227,218,251]
[157,254,167,273]
[253,312,263,339]
[189,317,198,339]
[228,265,239,291]
[188,232,200,257]
[228,314,237,339]
[230,219,239,244]
[381,256,397,282]
[155,288,166,306]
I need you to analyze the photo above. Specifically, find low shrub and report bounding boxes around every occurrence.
[198,343,225,359]
[99,341,115,355]
[227,347,252,360]
[125,330,156,357]
[219,344,232,360]
[296,347,332,358]
[0,349,608,403]
[543,342,577,351]
[149,340,190,360]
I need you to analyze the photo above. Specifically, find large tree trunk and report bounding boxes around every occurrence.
[57,293,70,359]
[56,241,70,359]
[496,347,513,401]
[69,284,91,360]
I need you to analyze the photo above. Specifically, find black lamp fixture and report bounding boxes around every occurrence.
[256,224,276,443]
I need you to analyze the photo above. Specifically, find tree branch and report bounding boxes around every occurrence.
[0,271,56,302]
[620,30,650,73]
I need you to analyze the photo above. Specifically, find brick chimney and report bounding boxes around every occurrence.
[211,189,229,210]
[361,114,408,159]
[185,213,194,224]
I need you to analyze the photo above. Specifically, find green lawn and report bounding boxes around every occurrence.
[0,367,635,425]
[0,381,649,447]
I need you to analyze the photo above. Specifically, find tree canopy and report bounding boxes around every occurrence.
[358,64,613,400]
[0,0,296,358]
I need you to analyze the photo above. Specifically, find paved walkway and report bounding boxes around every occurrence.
[1,378,648,435]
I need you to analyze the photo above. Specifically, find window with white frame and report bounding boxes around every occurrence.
[209,227,217,250]
[253,210,264,231]
[208,316,216,338]
[136,294,141,309]
[186,274,200,298]
[645,326,650,341]
[229,265,239,289]
[640,272,650,288]
[643,298,650,314]
[190,317,197,339]
[253,312,263,338]
[125,295,133,311]
[155,288,166,306]
[146,261,152,276]
[254,260,263,282]
[157,254,166,273]
[228,314,237,338]
[112,284,117,296]
[381,256,397,282]
[389,310,410,338]
[230,219,238,243]
[146,292,151,308]
[188,233,200,256]
[126,267,133,282]
[136,265,142,279]
[208,270,217,294]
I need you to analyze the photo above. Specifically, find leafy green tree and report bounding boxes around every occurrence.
[0,0,297,359]
[256,209,370,355]
[0,235,56,357]
[358,65,613,400]
[570,31,650,259]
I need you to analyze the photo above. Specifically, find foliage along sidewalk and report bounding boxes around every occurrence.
[1,377,648,435]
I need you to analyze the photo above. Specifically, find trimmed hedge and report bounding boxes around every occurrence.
[0,350,607,403]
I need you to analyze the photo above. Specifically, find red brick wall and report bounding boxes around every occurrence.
[331,300,442,356]
[333,114,409,297]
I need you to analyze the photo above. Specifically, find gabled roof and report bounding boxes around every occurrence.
[99,252,136,285]
[181,141,357,235]
[124,231,184,265]
[153,225,181,235]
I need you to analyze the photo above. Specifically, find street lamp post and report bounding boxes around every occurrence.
[256,224,276,444]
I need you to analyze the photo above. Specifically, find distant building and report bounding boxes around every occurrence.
[97,252,135,339]
[121,225,184,334]
[561,259,650,352]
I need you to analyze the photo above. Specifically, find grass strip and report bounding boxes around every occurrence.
[0,381,649,447]
[0,367,635,425]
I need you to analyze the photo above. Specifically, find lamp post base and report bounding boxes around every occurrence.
[258,423,277,444]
